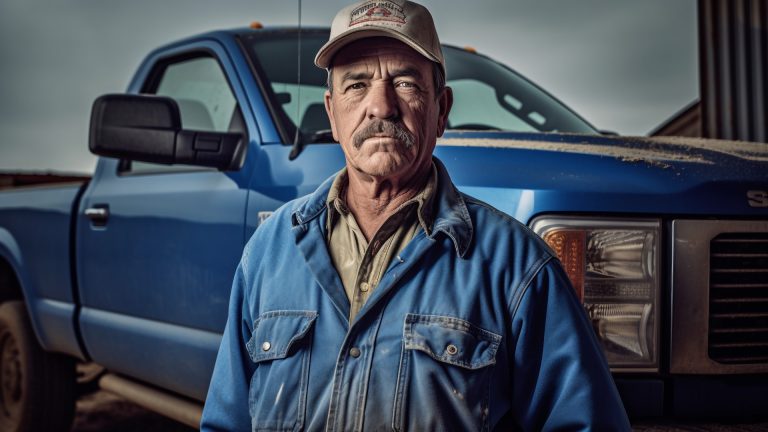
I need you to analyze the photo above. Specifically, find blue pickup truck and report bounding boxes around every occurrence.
[0,26,767,430]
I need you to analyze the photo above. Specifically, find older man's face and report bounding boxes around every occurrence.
[324,37,451,182]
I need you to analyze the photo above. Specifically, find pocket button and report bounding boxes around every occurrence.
[446,344,458,356]
[262,341,272,352]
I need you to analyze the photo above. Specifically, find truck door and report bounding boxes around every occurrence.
[76,43,250,401]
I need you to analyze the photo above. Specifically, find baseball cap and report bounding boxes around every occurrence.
[314,0,445,75]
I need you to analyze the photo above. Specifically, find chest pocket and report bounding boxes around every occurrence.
[393,313,502,432]
[246,310,317,432]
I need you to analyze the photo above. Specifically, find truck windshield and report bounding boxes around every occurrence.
[239,29,598,144]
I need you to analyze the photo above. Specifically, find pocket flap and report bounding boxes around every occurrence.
[246,310,318,363]
[403,314,501,370]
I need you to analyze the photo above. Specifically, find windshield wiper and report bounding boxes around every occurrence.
[449,123,502,131]
[309,129,337,143]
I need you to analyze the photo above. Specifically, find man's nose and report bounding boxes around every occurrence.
[366,82,399,120]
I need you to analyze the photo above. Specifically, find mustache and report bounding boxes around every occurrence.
[352,119,415,149]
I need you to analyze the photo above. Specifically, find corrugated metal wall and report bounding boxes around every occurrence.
[699,0,767,142]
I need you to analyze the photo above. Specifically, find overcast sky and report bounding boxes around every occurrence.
[0,0,698,174]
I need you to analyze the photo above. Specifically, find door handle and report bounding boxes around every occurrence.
[85,205,109,227]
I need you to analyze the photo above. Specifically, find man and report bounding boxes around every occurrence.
[201,0,631,430]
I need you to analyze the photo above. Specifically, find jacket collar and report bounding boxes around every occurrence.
[291,157,473,258]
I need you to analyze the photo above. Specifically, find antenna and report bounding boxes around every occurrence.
[289,0,304,160]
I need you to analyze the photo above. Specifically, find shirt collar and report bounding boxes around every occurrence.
[324,164,438,236]
[292,157,473,258]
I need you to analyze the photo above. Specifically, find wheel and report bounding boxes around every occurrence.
[0,301,76,431]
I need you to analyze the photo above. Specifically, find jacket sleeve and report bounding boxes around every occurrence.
[509,258,632,431]
[200,262,256,432]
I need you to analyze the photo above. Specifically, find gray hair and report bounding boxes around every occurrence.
[326,62,446,97]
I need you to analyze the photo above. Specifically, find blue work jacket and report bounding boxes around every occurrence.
[201,159,631,431]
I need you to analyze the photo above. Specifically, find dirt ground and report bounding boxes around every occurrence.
[72,389,768,432]
[632,422,768,431]
[72,390,195,432]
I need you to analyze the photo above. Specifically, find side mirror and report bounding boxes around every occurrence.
[89,94,246,171]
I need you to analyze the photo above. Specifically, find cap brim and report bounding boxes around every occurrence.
[314,26,441,69]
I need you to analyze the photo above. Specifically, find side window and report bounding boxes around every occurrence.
[128,55,242,174]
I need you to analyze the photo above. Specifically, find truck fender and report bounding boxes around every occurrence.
[0,227,53,353]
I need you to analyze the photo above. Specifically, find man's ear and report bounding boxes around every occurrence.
[436,86,453,137]
[324,90,339,142]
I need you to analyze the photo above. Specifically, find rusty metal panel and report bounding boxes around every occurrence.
[699,0,768,142]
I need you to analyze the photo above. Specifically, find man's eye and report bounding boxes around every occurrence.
[395,81,417,89]
[347,82,366,91]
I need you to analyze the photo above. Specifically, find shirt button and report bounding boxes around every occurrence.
[349,347,361,358]
[359,282,370,292]
[261,341,271,352]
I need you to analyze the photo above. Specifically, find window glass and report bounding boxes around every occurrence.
[240,31,598,144]
[156,57,237,132]
[129,55,239,174]
[448,80,536,132]
[443,46,597,134]
[241,31,331,144]
[271,83,328,133]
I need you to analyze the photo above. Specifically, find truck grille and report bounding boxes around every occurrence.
[708,233,768,364]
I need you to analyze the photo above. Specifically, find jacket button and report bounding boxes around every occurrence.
[359,282,370,292]
[349,347,361,358]
[446,344,458,355]
[262,342,271,352]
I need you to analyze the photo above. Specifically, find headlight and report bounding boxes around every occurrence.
[530,217,660,371]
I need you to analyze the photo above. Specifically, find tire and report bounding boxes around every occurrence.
[0,301,76,431]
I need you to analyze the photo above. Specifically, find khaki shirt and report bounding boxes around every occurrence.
[326,165,437,322]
